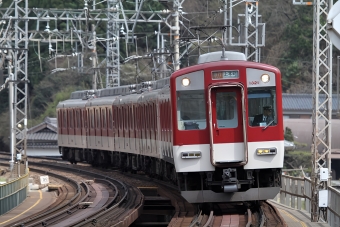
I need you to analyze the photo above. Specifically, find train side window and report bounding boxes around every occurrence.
[91,109,94,129]
[130,106,132,130]
[153,103,157,133]
[63,111,65,128]
[83,110,87,129]
[119,107,124,130]
[109,108,112,130]
[176,90,206,130]
[96,109,100,129]
[248,87,277,127]
[102,109,107,129]
[77,110,81,129]
[70,110,73,129]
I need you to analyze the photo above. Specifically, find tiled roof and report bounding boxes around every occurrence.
[26,131,57,141]
[16,117,58,147]
[282,93,340,111]
[27,117,57,134]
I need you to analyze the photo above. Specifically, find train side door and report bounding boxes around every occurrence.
[209,85,246,166]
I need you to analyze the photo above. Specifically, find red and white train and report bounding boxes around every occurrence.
[57,51,284,204]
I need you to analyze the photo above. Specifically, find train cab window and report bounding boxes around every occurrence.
[177,90,206,130]
[215,92,238,128]
[248,87,277,127]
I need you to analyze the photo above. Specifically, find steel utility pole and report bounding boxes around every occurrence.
[91,24,97,90]
[173,0,181,71]
[2,0,29,177]
[293,0,332,222]
[311,0,332,222]
[106,0,120,87]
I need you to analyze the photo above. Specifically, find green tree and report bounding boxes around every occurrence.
[284,127,294,142]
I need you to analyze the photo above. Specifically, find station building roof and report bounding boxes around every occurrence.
[282,93,340,113]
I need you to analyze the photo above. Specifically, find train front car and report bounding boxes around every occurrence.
[170,52,284,204]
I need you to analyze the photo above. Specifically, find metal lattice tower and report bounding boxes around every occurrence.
[225,0,265,62]
[0,0,29,175]
[106,0,120,87]
[311,0,332,222]
[243,1,262,62]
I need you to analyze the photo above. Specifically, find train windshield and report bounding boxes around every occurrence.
[248,87,277,127]
[177,90,207,130]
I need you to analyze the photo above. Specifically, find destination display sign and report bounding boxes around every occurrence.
[212,70,239,79]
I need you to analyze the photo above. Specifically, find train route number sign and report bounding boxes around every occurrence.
[40,175,50,185]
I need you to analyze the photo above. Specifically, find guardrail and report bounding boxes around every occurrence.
[0,170,29,215]
[273,175,340,227]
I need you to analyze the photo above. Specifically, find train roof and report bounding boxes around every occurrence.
[86,96,120,107]
[56,98,88,109]
[69,90,96,99]
[97,84,138,97]
[197,51,246,64]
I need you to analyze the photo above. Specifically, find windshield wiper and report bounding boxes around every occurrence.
[262,119,275,130]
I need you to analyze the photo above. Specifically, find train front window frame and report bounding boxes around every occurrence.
[176,90,207,130]
[248,87,277,127]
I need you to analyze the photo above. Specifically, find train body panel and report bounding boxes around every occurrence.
[213,143,245,164]
[57,97,88,149]
[57,51,284,203]
[245,140,284,169]
[173,144,214,172]
[181,187,280,203]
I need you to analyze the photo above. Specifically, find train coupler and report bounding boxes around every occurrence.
[222,168,239,192]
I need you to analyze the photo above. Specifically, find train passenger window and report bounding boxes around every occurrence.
[109,109,113,130]
[215,92,238,128]
[96,109,100,129]
[102,109,107,129]
[248,87,277,127]
[91,109,94,129]
[69,110,73,129]
[177,90,206,130]
[63,110,67,128]
[77,110,81,129]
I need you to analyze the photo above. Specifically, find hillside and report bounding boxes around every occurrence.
[0,0,339,150]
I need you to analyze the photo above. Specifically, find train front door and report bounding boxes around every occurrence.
[209,85,246,166]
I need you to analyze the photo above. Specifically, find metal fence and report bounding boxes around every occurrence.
[0,171,29,215]
[273,175,340,227]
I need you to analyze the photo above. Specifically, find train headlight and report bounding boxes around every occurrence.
[256,148,277,155]
[261,74,270,83]
[182,78,190,86]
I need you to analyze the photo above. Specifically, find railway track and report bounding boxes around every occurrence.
[0,154,287,226]
[0,156,143,227]
[167,201,286,227]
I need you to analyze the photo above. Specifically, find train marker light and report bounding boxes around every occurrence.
[261,74,270,83]
[181,151,201,159]
[182,78,190,86]
[256,148,276,155]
